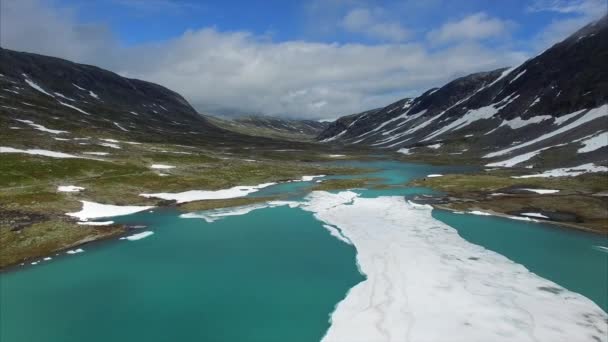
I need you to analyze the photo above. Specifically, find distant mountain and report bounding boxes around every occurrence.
[207,115,330,141]
[0,47,239,145]
[318,15,608,170]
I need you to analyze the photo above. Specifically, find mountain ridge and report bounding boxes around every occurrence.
[317,15,608,171]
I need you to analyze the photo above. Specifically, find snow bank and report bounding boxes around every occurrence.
[521,188,559,194]
[469,210,492,216]
[140,183,276,204]
[121,231,154,241]
[521,212,549,219]
[57,185,85,192]
[485,105,607,158]
[15,119,68,134]
[426,174,443,178]
[77,221,114,226]
[99,142,120,149]
[180,204,271,223]
[499,115,551,129]
[66,201,153,221]
[301,175,325,182]
[578,131,608,153]
[513,163,608,178]
[298,191,607,342]
[150,164,175,169]
[66,248,84,255]
[24,77,54,97]
[1,146,81,159]
[397,148,411,155]
[58,101,91,115]
[82,152,109,156]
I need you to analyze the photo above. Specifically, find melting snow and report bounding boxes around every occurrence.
[66,248,84,255]
[578,132,608,153]
[77,221,114,226]
[113,122,129,131]
[300,175,325,182]
[58,101,91,115]
[521,189,560,194]
[98,142,120,149]
[297,191,607,342]
[513,163,608,178]
[66,201,154,221]
[54,92,75,101]
[57,185,85,192]
[140,183,277,204]
[521,212,549,219]
[14,119,68,134]
[509,69,527,83]
[150,164,175,169]
[0,146,83,159]
[499,115,552,129]
[121,231,154,241]
[423,104,501,141]
[82,151,109,156]
[23,77,54,97]
[485,105,608,158]
[73,84,87,91]
[397,148,411,155]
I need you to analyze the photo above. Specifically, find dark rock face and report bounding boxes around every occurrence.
[317,16,608,168]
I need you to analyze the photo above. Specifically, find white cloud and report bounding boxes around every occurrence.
[527,0,605,51]
[427,12,514,44]
[341,8,410,42]
[1,0,528,120]
[527,0,606,15]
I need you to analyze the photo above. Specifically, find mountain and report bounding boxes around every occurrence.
[318,16,608,170]
[207,115,330,141]
[0,47,243,146]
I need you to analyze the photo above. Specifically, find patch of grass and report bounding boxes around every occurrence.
[0,218,124,268]
[410,172,608,233]
[409,173,608,193]
[311,178,379,191]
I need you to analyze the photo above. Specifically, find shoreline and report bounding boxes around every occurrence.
[432,203,608,235]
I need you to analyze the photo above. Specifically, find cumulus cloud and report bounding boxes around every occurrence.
[341,8,410,42]
[1,0,529,120]
[427,12,514,44]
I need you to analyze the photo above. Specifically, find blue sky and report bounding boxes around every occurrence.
[2,0,605,119]
[50,0,575,46]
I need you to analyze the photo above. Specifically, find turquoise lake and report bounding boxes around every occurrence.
[1,160,607,341]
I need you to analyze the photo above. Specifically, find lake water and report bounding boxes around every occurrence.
[1,160,606,341]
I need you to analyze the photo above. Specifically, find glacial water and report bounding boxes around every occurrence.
[1,160,606,342]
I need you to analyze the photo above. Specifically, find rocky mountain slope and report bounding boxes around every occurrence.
[318,15,608,173]
[207,114,329,141]
[0,47,235,143]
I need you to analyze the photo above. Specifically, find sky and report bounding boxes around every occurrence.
[1,0,605,120]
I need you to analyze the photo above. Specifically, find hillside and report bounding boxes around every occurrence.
[207,115,329,141]
[318,15,608,172]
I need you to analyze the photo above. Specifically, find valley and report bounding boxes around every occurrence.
[0,7,607,342]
